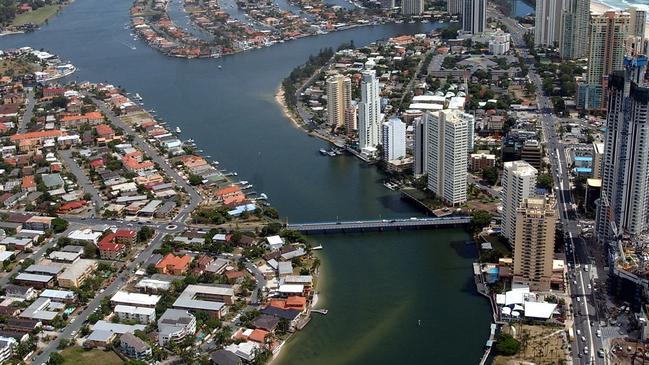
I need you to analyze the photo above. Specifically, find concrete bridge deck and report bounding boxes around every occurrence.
[287,216,471,234]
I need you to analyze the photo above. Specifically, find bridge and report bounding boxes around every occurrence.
[287,216,471,234]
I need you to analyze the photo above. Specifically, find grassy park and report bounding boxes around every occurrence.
[12,4,63,26]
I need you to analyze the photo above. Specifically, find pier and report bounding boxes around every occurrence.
[287,216,471,234]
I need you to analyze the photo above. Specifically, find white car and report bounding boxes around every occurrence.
[596,329,602,338]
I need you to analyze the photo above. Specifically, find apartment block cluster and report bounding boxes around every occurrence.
[533,0,647,111]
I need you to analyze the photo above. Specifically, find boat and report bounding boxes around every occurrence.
[239,180,248,185]
[259,193,268,200]
[218,65,222,69]
[327,151,336,157]
[134,93,142,100]
[319,148,328,155]
[312,245,323,250]
[176,127,182,133]
[418,320,422,326]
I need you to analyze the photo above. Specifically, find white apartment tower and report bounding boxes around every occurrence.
[326,74,352,130]
[501,160,538,242]
[462,0,486,34]
[426,110,469,206]
[559,0,590,59]
[382,117,406,161]
[596,56,649,244]
[402,0,424,16]
[413,116,428,176]
[535,0,566,48]
[358,70,382,155]
[447,0,462,15]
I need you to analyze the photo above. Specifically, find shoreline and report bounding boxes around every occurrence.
[590,0,649,38]
[274,86,303,130]
[268,253,324,365]
[274,84,341,146]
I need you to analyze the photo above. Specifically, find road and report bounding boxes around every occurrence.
[58,150,105,210]
[18,89,35,134]
[32,100,206,364]
[491,6,605,364]
[535,74,604,365]
[92,97,203,219]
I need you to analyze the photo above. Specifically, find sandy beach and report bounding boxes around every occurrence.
[590,0,613,13]
[591,0,649,39]
[274,86,303,129]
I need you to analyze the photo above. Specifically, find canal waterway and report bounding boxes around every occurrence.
[0,0,491,363]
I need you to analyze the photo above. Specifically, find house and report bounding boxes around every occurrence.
[277,262,293,277]
[155,253,192,275]
[157,309,196,346]
[266,235,284,250]
[210,349,243,365]
[20,176,35,192]
[4,284,37,300]
[41,173,64,190]
[57,259,98,288]
[114,305,156,324]
[120,333,152,360]
[95,124,115,139]
[251,314,279,332]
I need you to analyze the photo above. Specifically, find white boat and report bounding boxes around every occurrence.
[239,180,248,184]
[312,245,323,250]
[135,93,142,100]
[176,127,182,133]
[319,149,328,155]
[259,193,268,200]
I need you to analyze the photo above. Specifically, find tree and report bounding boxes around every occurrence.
[495,333,520,355]
[470,211,493,233]
[51,217,69,233]
[49,352,64,365]
[537,174,554,191]
[188,174,203,185]
[481,166,498,186]
[138,226,154,243]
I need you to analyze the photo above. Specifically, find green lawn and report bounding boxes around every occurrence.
[60,346,124,365]
[12,4,63,26]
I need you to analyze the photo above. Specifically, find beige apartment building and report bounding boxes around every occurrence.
[513,196,557,291]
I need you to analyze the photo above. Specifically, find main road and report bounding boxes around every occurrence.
[534,76,604,364]
[490,5,605,363]
[31,102,205,364]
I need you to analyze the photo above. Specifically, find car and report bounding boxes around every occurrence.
[598,348,605,357]
[577,329,581,336]
[576,297,581,302]
[581,336,586,342]
[596,329,602,337]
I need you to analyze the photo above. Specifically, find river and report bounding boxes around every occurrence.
[0,0,492,363]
